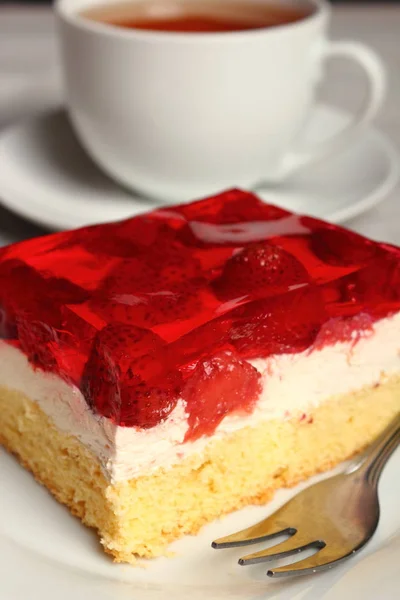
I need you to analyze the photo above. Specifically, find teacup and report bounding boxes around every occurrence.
[56,0,386,203]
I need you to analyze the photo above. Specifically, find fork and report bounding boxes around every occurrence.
[212,413,400,578]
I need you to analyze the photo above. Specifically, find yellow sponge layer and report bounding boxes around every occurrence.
[0,375,399,563]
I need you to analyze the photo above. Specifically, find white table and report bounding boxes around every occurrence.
[0,4,399,245]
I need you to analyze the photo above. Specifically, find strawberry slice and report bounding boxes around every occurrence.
[228,287,326,358]
[183,349,261,441]
[17,318,60,370]
[218,194,291,224]
[178,189,290,224]
[99,249,202,295]
[15,317,86,383]
[314,313,375,349]
[0,260,89,376]
[310,227,381,267]
[0,261,41,337]
[0,260,88,322]
[57,222,139,258]
[118,364,182,428]
[0,304,17,339]
[322,254,400,319]
[178,190,292,247]
[82,323,165,386]
[169,319,231,369]
[82,324,180,427]
[213,242,310,302]
[92,284,204,328]
[91,256,204,327]
[61,218,180,258]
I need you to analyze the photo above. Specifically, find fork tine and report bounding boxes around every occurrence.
[267,543,331,577]
[238,534,315,565]
[212,517,294,549]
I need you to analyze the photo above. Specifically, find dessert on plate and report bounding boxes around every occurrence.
[0,189,399,563]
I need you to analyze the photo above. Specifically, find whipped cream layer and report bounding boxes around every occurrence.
[1,312,400,483]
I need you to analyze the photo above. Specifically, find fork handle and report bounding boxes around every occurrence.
[352,413,400,486]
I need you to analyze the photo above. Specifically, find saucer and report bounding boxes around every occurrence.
[0,103,398,230]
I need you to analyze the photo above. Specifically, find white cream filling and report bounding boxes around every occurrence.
[1,312,399,483]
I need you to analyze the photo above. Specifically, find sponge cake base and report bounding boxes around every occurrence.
[1,375,399,563]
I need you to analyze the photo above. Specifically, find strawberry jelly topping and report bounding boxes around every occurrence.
[0,190,399,437]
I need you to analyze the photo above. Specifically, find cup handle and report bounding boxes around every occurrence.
[280,40,387,177]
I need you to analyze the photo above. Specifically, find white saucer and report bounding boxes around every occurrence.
[0,104,398,231]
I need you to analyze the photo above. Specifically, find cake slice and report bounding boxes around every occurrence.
[0,189,399,563]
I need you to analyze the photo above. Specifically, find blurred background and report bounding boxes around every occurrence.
[1,0,400,3]
[0,0,399,245]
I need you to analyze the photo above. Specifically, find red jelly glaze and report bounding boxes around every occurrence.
[0,189,399,437]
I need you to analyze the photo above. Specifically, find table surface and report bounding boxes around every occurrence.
[0,3,399,247]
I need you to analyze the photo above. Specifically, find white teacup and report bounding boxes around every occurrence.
[56,0,386,203]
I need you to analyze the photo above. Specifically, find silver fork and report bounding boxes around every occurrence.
[212,413,400,578]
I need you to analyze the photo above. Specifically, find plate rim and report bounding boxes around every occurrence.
[0,103,398,231]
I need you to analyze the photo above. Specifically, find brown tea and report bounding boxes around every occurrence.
[81,1,312,33]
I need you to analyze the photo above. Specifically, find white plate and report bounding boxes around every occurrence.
[0,104,398,231]
[1,445,399,600]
